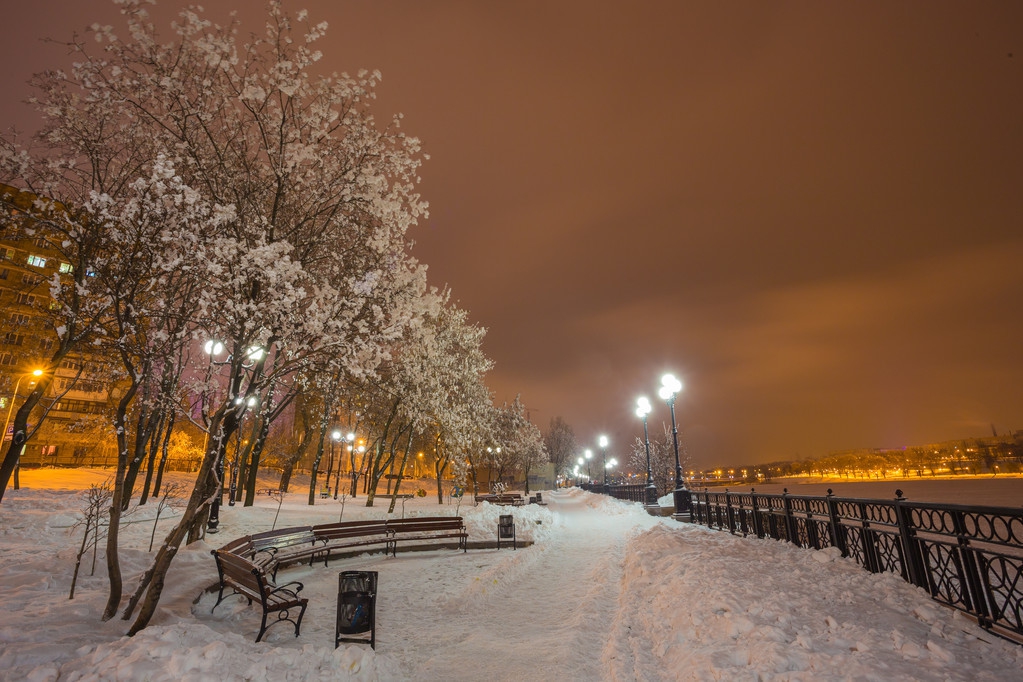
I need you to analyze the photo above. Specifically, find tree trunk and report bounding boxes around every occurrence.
[139,411,166,505]
[0,379,50,503]
[125,415,223,633]
[102,376,140,621]
[387,426,415,514]
[152,411,175,499]
[243,415,269,506]
[306,409,329,506]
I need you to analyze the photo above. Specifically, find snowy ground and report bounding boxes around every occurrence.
[1,470,1022,681]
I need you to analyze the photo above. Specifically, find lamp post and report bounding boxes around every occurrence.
[3,368,43,489]
[206,341,262,534]
[635,396,659,510]
[658,373,691,521]
[598,435,609,491]
[336,432,353,499]
[326,429,341,498]
[584,449,593,483]
[2,369,43,447]
[605,457,618,486]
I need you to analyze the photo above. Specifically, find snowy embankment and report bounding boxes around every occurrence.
[0,470,1021,681]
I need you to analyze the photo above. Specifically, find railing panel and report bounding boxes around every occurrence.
[688,488,1023,646]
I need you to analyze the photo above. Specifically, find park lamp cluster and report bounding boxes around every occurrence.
[633,372,690,519]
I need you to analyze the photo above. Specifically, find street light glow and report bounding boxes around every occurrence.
[636,396,651,418]
[659,373,682,400]
[598,435,608,448]
[203,340,224,355]
[331,430,342,441]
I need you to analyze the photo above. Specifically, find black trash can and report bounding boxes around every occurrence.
[497,514,516,550]
[336,570,378,649]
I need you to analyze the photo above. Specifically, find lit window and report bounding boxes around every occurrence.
[27,254,46,268]
[0,247,13,261]
[59,262,73,274]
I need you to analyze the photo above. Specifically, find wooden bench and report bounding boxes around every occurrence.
[247,527,321,578]
[217,516,468,578]
[385,516,467,554]
[211,549,308,642]
[311,520,395,566]
[475,493,525,506]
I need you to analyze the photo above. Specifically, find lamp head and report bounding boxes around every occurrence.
[635,396,651,418]
[660,373,682,396]
[598,435,608,448]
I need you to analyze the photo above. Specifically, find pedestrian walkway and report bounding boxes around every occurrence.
[397,488,662,680]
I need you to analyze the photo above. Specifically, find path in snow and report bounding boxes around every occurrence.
[391,489,661,679]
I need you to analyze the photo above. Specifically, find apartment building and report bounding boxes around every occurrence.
[0,231,116,467]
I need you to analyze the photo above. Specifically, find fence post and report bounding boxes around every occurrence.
[948,507,988,622]
[782,488,797,546]
[725,490,735,534]
[892,490,927,587]
[750,488,765,538]
[826,489,847,557]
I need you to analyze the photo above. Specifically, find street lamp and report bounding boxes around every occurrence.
[598,435,609,490]
[658,372,690,521]
[205,340,263,534]
[2,368,44,489]
[336,432,354,499]
[605,457,618,485]
[2,368,43,447]
[584,449,593,482]
[326,429,342,498]
[635,396,659,510]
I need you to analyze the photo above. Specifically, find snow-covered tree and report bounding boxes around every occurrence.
[4,1,431,635]
[544,416,578,481]
[490,396,547,491]
[628,424,689,496]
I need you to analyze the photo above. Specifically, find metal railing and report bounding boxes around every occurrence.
[580,482,649,503]
[691,488,1023,645]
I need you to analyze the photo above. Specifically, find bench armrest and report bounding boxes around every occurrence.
[272,580,305,598]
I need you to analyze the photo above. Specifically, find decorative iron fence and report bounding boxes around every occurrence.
[691,488,1023,645]
[580,482,649,503]
[606,484,648,503]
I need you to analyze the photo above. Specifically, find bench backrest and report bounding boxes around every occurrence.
[213,550,269,600]
[312,520,391,541]
[249,526,316,552]
[386,516,464,534]
[219,536,254,556]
